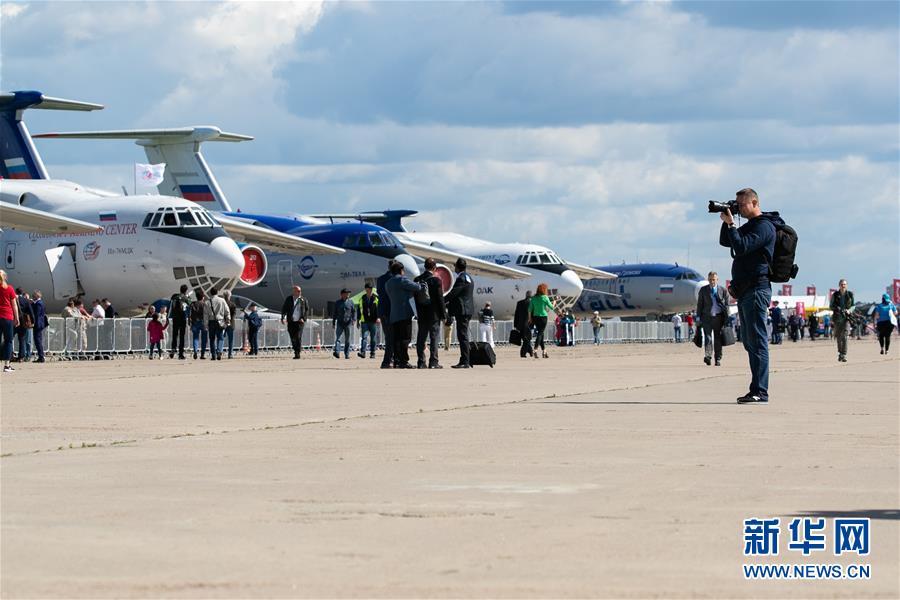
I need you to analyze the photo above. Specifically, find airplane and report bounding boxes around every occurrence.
[574,263,707,319]
[307,210,617,319]
[33,127,529,315]
[1,90,343,315]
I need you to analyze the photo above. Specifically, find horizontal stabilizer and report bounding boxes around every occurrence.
[401,239,530,280]
[34,126,252,144]
[0,201,102,234]
[217,215,345,256]
[566,262,617,280]
[0,91,104,112]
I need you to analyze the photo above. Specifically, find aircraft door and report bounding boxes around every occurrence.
[44,245,81,300]
[4,243,15,270]
[276,259,293,296]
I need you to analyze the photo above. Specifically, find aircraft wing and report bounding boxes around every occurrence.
[216,215,345,255]
[0,202,101,234]
[566,262,617,280]
[400,239,530,279]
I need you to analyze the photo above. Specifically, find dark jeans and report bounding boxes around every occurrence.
[877,321,894,351]
[380,318,394,367]
[416,317,440,365]
[737,287,771,398]
[208,321,222,358]
[287,321,305,355]
[248,326,260,355]
[225,326,234,357]
[191,321,207,355]
[34,326,45,360]
[455,316,471,365]
[360,322,378,356]
[170,320,187,357]
[334,322,351,357]
[532,316,548,351]
[392,319,413,366]
[0,318,14,361]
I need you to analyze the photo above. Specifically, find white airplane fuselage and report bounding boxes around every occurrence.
[395,232,583,319]
[574,263,706,318]
[0,180,245,314]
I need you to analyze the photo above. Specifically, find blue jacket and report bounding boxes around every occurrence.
[385,274,423,324]
[32,298,47,330]
[720,212,780,295]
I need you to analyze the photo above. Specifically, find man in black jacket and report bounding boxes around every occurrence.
[513,290,534,358]
[414,257,447,369]
[696,271,729,366]
[281,285,309,359]
[829,279,854,362]
[376,260,396,368]
[168,285,189,359]
[444,257,474,368]
[719,188,779,404]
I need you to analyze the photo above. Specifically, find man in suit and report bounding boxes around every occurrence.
[280,285,309,359]
[31,290,47,363]
[513,290,534,358]
[414,257,447,369]
[696,271,729,366]
[385,261,424,369]
[376,260,396,369]
[444,257,475,369]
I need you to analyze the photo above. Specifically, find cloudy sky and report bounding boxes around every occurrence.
[2,0,897,300]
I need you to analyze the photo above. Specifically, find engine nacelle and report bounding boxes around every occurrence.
[236,244,268,287]
[433,264,456,295]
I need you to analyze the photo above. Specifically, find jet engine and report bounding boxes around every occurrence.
[236,243,268,287]
[433,264,456,295]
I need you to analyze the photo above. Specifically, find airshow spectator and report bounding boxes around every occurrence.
[146,312,168,359]
[788,311,800,342]
[685,312,695,339]
[168,284,190,360]
[385,261,424,369]
[414,258,446,368]
[15,288,34,362]
[528,283,554,359]
[478,301,496,348]
[31,290,47,363]
[332,288,357,359]
[696,272,728,366]
[873,293,898,355]
[189,289,208,360]
[376,260,396,369]
[0,270,20,373]
[245,303,263,356]
[514,291,534,358]
[770,301,783,344]
[74,299,90,352]
[208,287,230,361]
[222,290,238,359]
[829,279,854,362]
[591,311,604,345]
[102,298,118,319]
[671,313,682,343]
[280,285,310,360]
[444,258,475,369]
[356,283,379,359]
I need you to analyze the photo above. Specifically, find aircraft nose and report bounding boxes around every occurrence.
[209,235,246,280]
[559,269,585,298]
[394,253,420,278]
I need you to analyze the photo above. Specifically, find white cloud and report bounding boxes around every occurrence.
[0,2,27,20]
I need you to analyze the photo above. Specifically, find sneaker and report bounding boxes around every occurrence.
[3,365,14,373]
[704,356,711,366]
[736,393,755,404]
[715,359,721,366]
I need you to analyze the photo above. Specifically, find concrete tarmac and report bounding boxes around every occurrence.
[1,339,898,598]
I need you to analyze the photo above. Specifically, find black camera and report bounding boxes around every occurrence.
[708,200,739,214]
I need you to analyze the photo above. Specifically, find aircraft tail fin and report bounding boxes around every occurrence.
[33,126,251,212]
[306,209,418,232]
[0,90,103,180]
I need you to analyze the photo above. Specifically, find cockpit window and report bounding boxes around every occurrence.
[163,212,178,227]
[149,212,163,228]
[369,233,384,247]
[142,206,218,229]
[177,209,197,226]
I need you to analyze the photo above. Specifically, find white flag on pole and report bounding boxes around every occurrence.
[135,163,166,187]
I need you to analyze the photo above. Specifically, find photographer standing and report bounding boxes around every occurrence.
[718,188,781,404]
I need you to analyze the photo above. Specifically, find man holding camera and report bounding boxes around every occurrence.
[718,188,781,404]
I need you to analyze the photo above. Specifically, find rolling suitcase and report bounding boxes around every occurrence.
[468,341,496,368]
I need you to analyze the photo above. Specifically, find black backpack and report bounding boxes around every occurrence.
[415,276,431,306]
[767,221,799,283]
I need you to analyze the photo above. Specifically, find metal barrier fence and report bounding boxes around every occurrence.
[30,317,678,358]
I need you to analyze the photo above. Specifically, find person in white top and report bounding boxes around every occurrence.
[671,313,683,343]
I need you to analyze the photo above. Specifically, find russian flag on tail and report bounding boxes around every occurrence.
[4,158,31,179]
[180,184,215,202]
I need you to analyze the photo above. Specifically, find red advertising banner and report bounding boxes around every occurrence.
[782,284,792,296]
[893,279,900,304]
[795,301,805,314]
[806,285,816,296]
